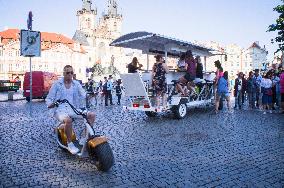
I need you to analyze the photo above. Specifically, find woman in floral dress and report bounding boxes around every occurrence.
[152,55,169,107]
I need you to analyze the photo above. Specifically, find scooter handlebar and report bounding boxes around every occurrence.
[54,99,87,117]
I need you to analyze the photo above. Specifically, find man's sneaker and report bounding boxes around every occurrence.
[67,142,79,154]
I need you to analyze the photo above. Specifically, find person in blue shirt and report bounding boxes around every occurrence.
[215,71,231,114]
[105,75,114,106]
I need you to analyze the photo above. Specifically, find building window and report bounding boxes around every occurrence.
[89,57,92,62]
[9,64,12,71]
[0,49,3,56]
[8,51,12,57]
[0,64,3,72]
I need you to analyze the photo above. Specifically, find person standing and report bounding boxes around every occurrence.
[279,69,284,113]
[106,76,114,106]
[254,69,262,108]
[152,55,169,107]
[102,77,108,106]
[261,72,273,114]
[215,71,231,113]
[247,71,256,109]
[234,72,243,109]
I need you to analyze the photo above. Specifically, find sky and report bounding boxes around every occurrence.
[0,0,281,61]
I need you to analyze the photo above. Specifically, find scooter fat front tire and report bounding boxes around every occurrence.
[90,142,114,172]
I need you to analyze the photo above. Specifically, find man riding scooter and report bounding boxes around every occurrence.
[46,65,96,154]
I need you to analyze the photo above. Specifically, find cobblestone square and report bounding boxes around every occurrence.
[0,98,283,187]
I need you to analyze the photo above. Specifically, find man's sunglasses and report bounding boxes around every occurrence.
[65,71,74,75]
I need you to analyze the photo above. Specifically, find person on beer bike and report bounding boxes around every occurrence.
[176,50,197,96]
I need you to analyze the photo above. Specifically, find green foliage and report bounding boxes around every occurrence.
[268,0,284,53]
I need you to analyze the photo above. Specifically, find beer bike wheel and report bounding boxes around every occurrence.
[172,102,187,119]
[90,142,114,172]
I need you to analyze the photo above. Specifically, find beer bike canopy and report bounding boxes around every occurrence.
[110,31,214,57]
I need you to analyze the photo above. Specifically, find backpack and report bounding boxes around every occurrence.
[217,77,228,93]
[116,85,122,95]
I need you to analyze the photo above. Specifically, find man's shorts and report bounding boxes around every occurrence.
[184,73,195,82]
[55,105,87,122]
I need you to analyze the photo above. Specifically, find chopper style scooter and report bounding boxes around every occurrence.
[53,99,114,172]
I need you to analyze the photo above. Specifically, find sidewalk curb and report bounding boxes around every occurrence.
[0,98,26,102]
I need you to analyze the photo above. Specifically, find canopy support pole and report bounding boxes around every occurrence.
[146,53,149,72]
[204,56,207,72]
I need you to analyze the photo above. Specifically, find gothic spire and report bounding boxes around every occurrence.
[82,0,93,12]
[107,0,118,16]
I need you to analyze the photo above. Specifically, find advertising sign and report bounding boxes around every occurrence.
[20,30,41,57]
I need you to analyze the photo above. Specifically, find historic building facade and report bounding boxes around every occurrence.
[0,29,88,82]
[203,41,269,79]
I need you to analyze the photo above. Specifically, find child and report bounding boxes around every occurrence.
[115,79,123,105]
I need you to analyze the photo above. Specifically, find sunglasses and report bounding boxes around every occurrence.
[65,71,74,75]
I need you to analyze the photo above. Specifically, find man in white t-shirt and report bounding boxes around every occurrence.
[46,65,96,154]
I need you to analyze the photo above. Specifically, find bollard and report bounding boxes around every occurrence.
[8,91,14,101]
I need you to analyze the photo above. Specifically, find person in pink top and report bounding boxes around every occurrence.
[280,69,284,113]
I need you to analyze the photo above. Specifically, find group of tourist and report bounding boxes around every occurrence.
[232,67,284,114]
[85,75,123,107]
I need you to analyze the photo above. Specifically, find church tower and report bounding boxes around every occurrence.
[74,0,97,46]
[99,0,123,40]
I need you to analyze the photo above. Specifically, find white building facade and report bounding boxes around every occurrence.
[0,29,88,82]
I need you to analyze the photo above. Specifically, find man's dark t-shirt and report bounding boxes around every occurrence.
[128,63,138,73]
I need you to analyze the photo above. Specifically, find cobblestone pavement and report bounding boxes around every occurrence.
[0,99,284,187]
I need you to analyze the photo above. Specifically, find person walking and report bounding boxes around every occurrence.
[215,71,231,114]
[115,79,123,105]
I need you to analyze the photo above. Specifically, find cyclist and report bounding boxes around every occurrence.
[46,65,96,154]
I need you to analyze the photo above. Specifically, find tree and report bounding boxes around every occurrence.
[267,0,284,53]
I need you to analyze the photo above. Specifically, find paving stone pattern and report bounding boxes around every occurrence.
[0,99,284,187]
